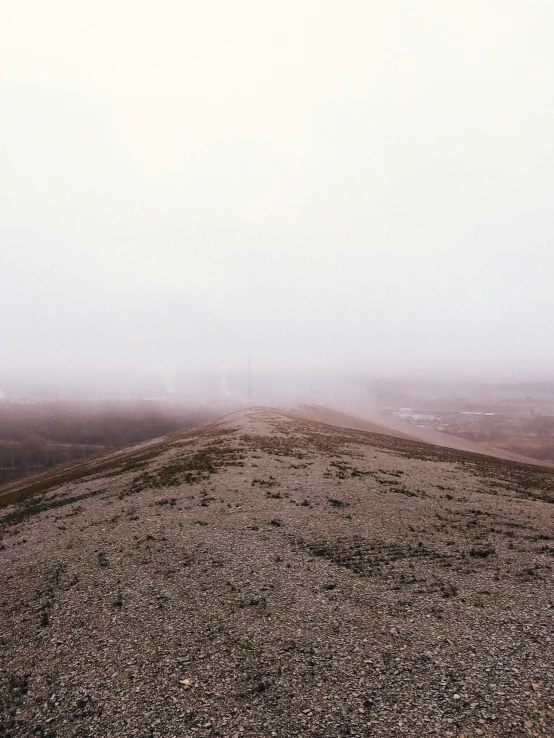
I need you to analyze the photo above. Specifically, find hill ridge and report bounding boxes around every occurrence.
[1,407,553,737]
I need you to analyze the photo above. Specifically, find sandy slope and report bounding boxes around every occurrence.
[287,405,417,440]
[292,404,554,468]
[1,408,553,738]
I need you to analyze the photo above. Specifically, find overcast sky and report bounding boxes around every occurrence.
[1,0,553,381]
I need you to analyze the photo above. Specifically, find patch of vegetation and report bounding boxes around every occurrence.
[128,447,245,493]
[0,485,108,527]
[469,547,495,558]
[328,498,350,508]
[324,461,370,480]
[252,477,279,487]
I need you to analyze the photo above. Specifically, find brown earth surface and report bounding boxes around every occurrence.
[1,407,554,738]
[295,405,554,468]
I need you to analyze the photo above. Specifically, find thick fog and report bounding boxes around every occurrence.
[1,1,554,385]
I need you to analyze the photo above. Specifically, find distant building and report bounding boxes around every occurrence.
[395,407,439,423]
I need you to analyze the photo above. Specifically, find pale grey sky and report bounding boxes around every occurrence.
[1,1,553,379]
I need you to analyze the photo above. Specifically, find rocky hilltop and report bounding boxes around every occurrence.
[1,407,553,737]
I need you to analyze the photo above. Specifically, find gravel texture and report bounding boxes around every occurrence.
[1,407,553,738]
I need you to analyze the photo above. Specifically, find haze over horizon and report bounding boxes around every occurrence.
[2,1,553,382]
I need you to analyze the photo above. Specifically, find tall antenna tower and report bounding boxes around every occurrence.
[247,356,252,405]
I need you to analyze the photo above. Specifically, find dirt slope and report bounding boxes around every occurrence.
[292,404,554,468]
[287,405,417,440]
[1,408,553,738]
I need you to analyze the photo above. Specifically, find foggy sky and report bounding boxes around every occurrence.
[1,1,554,381]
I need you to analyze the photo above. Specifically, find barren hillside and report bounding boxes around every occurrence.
[295,405,554,468]
[1,408,553,738]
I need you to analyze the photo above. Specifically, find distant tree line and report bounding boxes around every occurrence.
[0,402,218,486]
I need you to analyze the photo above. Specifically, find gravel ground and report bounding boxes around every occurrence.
[1,407,553,738]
